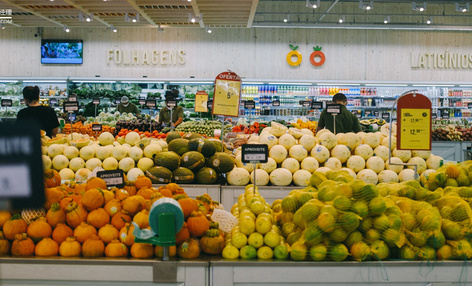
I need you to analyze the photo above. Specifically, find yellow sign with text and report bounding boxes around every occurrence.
[399,108,431,150]
[212,72,241,117]
[194,91,208,113]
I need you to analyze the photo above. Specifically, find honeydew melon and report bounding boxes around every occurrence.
[269,168,293,186]
[311,145,330,163]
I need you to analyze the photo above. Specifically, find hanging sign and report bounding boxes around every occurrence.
[146,99,156,108]
[92,98,101,105]
[301,101,311,108]
[326,104,341,115]
[68,95,77,102]
[432,112,437,119]
[241,144,269,164]
[49,99,57,105]
[374,111,380,117]
[397,92,432,150]
[244,100,255,110]
[207,100,213,110]
[195,91,209,113]
[311,101,323,109]
[468,103,472,108]
[20,99,26,105]
[212,71,241,117]
[166,100,177,108]
[442,110,450,119]
[0,123,45,209]
[63,101,79,113]
[114,98,121,104]
[1,99,12,107]
[139,99,146,105]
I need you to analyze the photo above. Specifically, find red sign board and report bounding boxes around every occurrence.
[212,71,241,117]
[397,92,432,151]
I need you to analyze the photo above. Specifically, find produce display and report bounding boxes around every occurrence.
[175,120,232,138]
[62,122,115,137]
[227,121,442,187]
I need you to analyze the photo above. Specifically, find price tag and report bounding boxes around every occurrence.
[468,103,472,108]
[272,100,280,107]
[139,99,146,105]
[49,99,57,105]
[20,99,26,105]
[92,98,100,105]
[97,169,125,188]
[68,95,77,102]
[63,101,79,113]
[311,101,323,109]
[207,100,213,109]
[0,123,45,209]
[382,112,390,119]
[69,113,76,122]
[326,104,341,115]
[241,144,269,164]
[374,111,380,117]
[356,113,362,118]
[244,100,255,109]
[301,101,311,108]
[442,111,450,119]
[195,91,209,113]
[146,100,156,108]
[166,100,177,108]
[213,71,241,117]
[115,98,121,104]
[432,113,437,119]
[1,99,12,107]
[92,124,102,131]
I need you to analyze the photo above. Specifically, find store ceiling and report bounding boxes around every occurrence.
[0,0,471,31]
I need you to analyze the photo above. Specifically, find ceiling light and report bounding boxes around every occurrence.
[206,26,212,33]
[283,14,289,23]
[1,24,5,30]
[306,0,320,9]
[359,0,374,10]
[426,16,433,24]
[188,13,200,23]
[85,17,91,22]
[384,16,390,24]
[456,3,470,12]
[338,15,345,23]
[157,24,164,32]
[63,26,70,33]
[79,12,93,22]
[110,25,117,32]
[412,2,427,12]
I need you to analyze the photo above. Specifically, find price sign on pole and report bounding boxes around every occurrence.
[374,111,380,117]
[1,99,12,107]
[311,101,323,109]
[166,100,177,108]
[241,144,269,164]
[146,100,156,109]
[468,103,472,108]
[272,100,280,107]
[442,110,450,119]
[92,98,100,105]
[63,101,79,113]
[326,104,341,115]
[195,91,209,113]
[212,71,241,117]
[207,100,213,110]
[397,92,432,150]
[301,101,311,108]
[114,98,121,104]
[68,95,77,102]
[49,99,57,106]
[382,112,390,119]
[97,170,125,188]
[244,100,255,110]
[92,124,102,131]
[139,99,146,106]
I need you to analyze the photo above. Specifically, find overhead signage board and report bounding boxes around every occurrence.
[139,99,146,105]
[195,91,209,113]
[301,101,312,108]
[68,95,77,102]
[212,71,241,117]
[0,123,45,209]
[92,124,102,131]
[241,144,269,164]
[397,93,432,151]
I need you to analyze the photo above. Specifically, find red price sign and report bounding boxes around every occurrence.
[397,92,431,151]
[213,71,241,117]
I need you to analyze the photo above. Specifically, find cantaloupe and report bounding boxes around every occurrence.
[311,145,330,163]
[385,157,404,174]
[355,144,373,161]
[301,157,319,173]
[289,145,308,162]
[269,145,288,163]
[269,168,293,186]
[331,145,351,163]
[281,158,300,174]
[366,156,385,174]
[346,155,366,173]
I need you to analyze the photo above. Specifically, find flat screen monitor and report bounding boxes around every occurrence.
[41,39,83,64]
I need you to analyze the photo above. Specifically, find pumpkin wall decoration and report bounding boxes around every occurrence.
[27,217,53,243]
[3,214,28,240]
[187,211,210,237]
[11,233,35,256]
[46,203,66,228]
[35,237,59,256]
[82,235,105,257]
[105,239,128,258]
[59,237,81,257]
[52,223,73,245]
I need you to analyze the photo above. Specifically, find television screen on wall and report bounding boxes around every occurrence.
[41,39,83,64]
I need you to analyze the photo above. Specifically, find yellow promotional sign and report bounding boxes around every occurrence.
[399,108,431,150]
[194,91,208,113]
[212,71,241,117]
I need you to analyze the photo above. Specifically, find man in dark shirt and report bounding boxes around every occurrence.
[16,86,60,137]
[316,93,361,134]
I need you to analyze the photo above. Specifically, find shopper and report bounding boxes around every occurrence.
[16,86,60,137]
[158,96,184,128]
[316,93,361,134]
[117,96,140,114]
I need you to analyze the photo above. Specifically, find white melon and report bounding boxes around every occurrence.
[259,157,277,174]
[301,157,319,173]
[407,156,427,174]
[227,167,251,186]
[293,169,312,187]
[373,145,390,161]
[318,131,338,150]
[357,169,378,185]
[75,168,91,183]
[366,156,385,174]
[137,157,154,172]
[426,155,444,170]
[338,132,361,150]
[311,145,330,163]
[269,145,288,163]
[289,145,308,162]
[59,168,75,181]
[279,134,297,150]
[63,146,79,160]
[324,157,342,171]
[355,144,374,160]
[346,155,366,173]
[315,167,333,176]
[412,150,432,160]
[385,157,404,173]
[79,146,95,161]
[381,136,396,151]
[127,168,144,182]
[250,169,270,186]
[52,154,69,170]
[235,153,255,172]
[399,168,418,182]
[98,132,115,146]
[85,158,102,171]
[129,146,144,161]
[119,157,135,173]
[112,145,128,161]
[96,146,112,161]
[42,155,52,171]
[269,168,293,186]
[259,133,278,150]
[125,131,141,146]
[340,167,357,179]
[420,169,436,186]
[362,133,381,149]
[281,158,300,174]
[103,157,119,170]
[378,170,399,183]
[69,157,85,172]
[47,144,64,158]
[392,148,412,163]
[299,134,317,152]
[330,144,351,163]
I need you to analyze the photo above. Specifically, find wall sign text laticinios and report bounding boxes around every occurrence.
[411,51,472,69]
[107,49,186,66]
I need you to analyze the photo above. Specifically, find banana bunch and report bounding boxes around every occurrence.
[359,118,386,126]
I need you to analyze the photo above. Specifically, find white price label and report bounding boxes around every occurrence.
[0,165,31,197]
[103,177,123,186]
[244,154,266,162]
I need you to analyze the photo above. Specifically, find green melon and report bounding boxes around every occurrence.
[183,133,203,140]
[166,131,182,144]
[180,151,205,170]
[168,138,190,156]
[195,167,218,184]
[188,138,217,158]
[154,151,180,171]
[173,167,195,184]
[146,166,173,184]
[209,138,224,152]
[206,152,235,174]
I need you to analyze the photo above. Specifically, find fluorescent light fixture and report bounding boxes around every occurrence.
[269,82,312,85]
[426,16,433,25]
[412,2,427,12]
[456,3,470,12]
[121,81,165,84]
[0,80,19,83]
[460,85,472,87]
[206,26,212,33]
[412,84,452,87]
[306,0,320,9]
[24,80,67,83]
[63,26,70,33]
[368,84,408,87]
[74,80,116,84]
[318,83,360,86]
[359,0,374,10]
[338,15,345,23]
[170,81,214,84]
[243,82,265,85]
[384,16,390,24]
[283,14,289,23]
[188,13,199,23]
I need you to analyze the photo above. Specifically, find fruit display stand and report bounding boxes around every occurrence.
[209,260,472,286]
[153,184,220,203]
[0,257,209,286]
[220,185,305,211]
